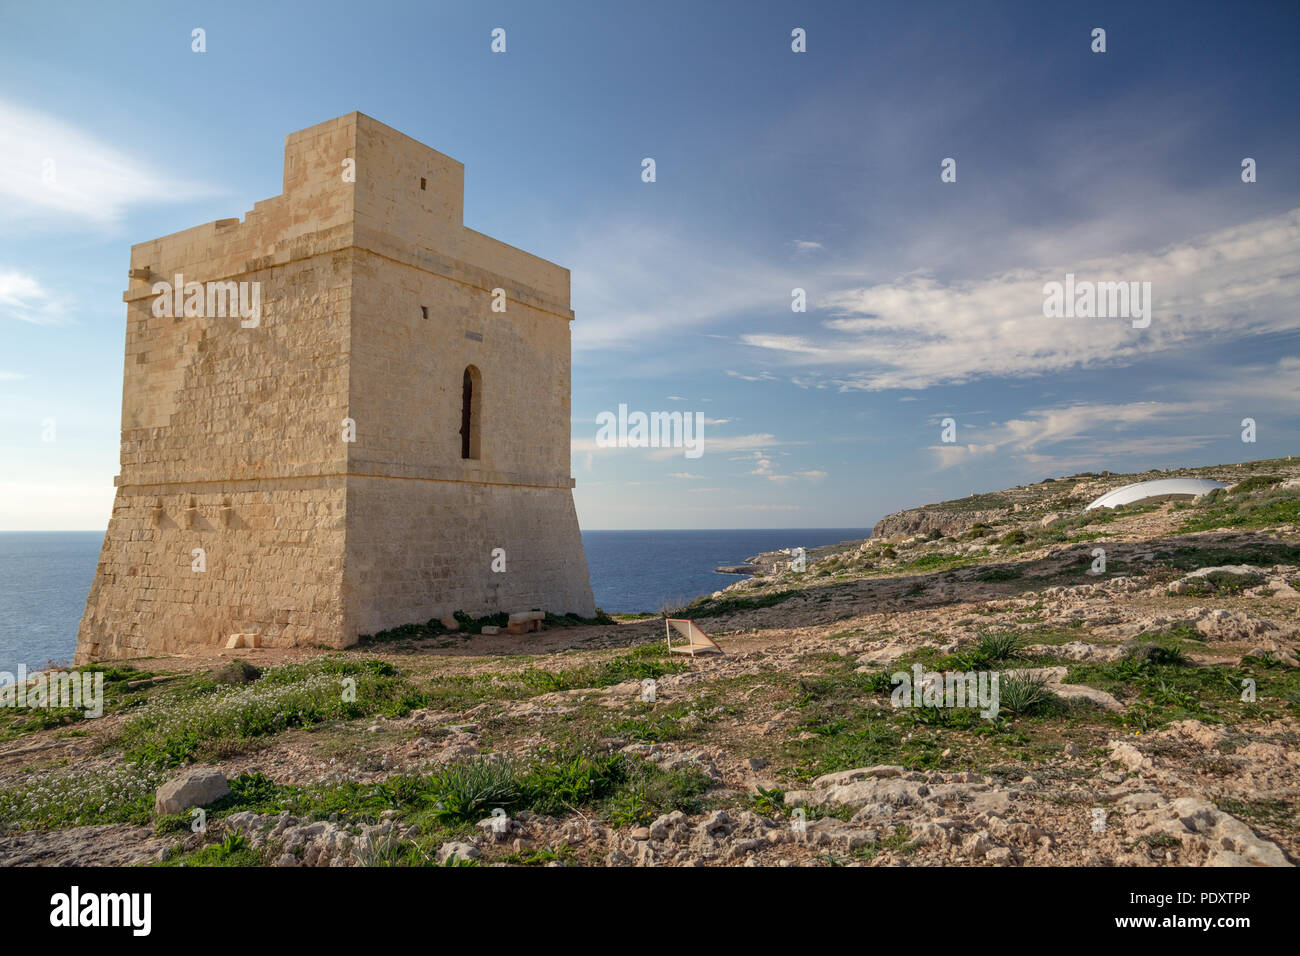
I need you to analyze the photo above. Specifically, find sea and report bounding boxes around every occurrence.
[0,527,871,671]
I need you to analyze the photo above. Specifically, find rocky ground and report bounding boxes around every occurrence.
[1,459,1297,867]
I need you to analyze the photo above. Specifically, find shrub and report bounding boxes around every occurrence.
[1229,475,1284,495]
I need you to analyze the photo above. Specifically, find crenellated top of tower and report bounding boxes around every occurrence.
[122,113,571,317]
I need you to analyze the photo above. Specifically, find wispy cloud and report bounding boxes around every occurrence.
[571,431,783,461]
[0,99,219,231]
[0,269,74,325]
[927,401,1214,471]
[567,221,805,352]
[738,209,1300,391]
[790,239,823,256]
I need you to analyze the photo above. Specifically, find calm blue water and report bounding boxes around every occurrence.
[0,532,102,672]
[0,527,870,670]
[582,528,872,613]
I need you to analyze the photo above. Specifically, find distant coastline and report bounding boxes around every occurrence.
[0,527,873,669]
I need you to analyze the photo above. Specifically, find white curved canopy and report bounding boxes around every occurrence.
[1084,477,1226,511]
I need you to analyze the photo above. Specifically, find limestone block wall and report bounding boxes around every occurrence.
[342,478,594,637]
[346,249,573,482]
[76,485,348,662]
[339,118,593,636]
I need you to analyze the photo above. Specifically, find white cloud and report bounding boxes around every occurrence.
[566,222,806,352]
[0,269,75,325]
[572,431,782,461]
[739,209,1300,391]
[0,100,219,231]
[726,369,779,383]
[928,401,1212,470]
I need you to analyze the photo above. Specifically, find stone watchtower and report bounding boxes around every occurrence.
[76,113,595,662]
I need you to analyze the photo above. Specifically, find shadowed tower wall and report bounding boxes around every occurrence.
[76,113,594,663]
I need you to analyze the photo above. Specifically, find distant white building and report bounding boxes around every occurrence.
[1084,477,1227,511]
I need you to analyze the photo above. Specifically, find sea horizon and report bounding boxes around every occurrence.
[0,526,872,671]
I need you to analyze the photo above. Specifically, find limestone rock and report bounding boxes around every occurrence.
[436,841,481,864]
[154,768,230,815]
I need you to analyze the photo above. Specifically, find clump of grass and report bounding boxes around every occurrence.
[1124,642,1190,667]
[1201,570,1263,593]
[978,632,1023,664]
[160,829,261,867]
[603,759,713,827]
[997,671,1056,716]
[749,786,786,817]
[192,750,711,835]
[942,632,1023,670]
[427,757,524,822]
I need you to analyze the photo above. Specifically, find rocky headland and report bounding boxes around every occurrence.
[2,457,1298,867]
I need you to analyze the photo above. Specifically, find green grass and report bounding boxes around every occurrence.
[688,588,800,618]
[1157,542,1300,568]
[161,831,262,867]
[997,671,1058,716]
[425,644,688,708]
[940,632,1025,671]
[1177,489,1300,533]
[1064,654,1300,730]
[190,751,710,835]
[0,761,167,829]
[895,552,979,575]
[514,644,688,693]
[114,656,427,766]
[0,664,166,742]
[1228,475,1285,495]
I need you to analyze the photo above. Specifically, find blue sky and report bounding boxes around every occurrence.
[1,0,1298,530]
